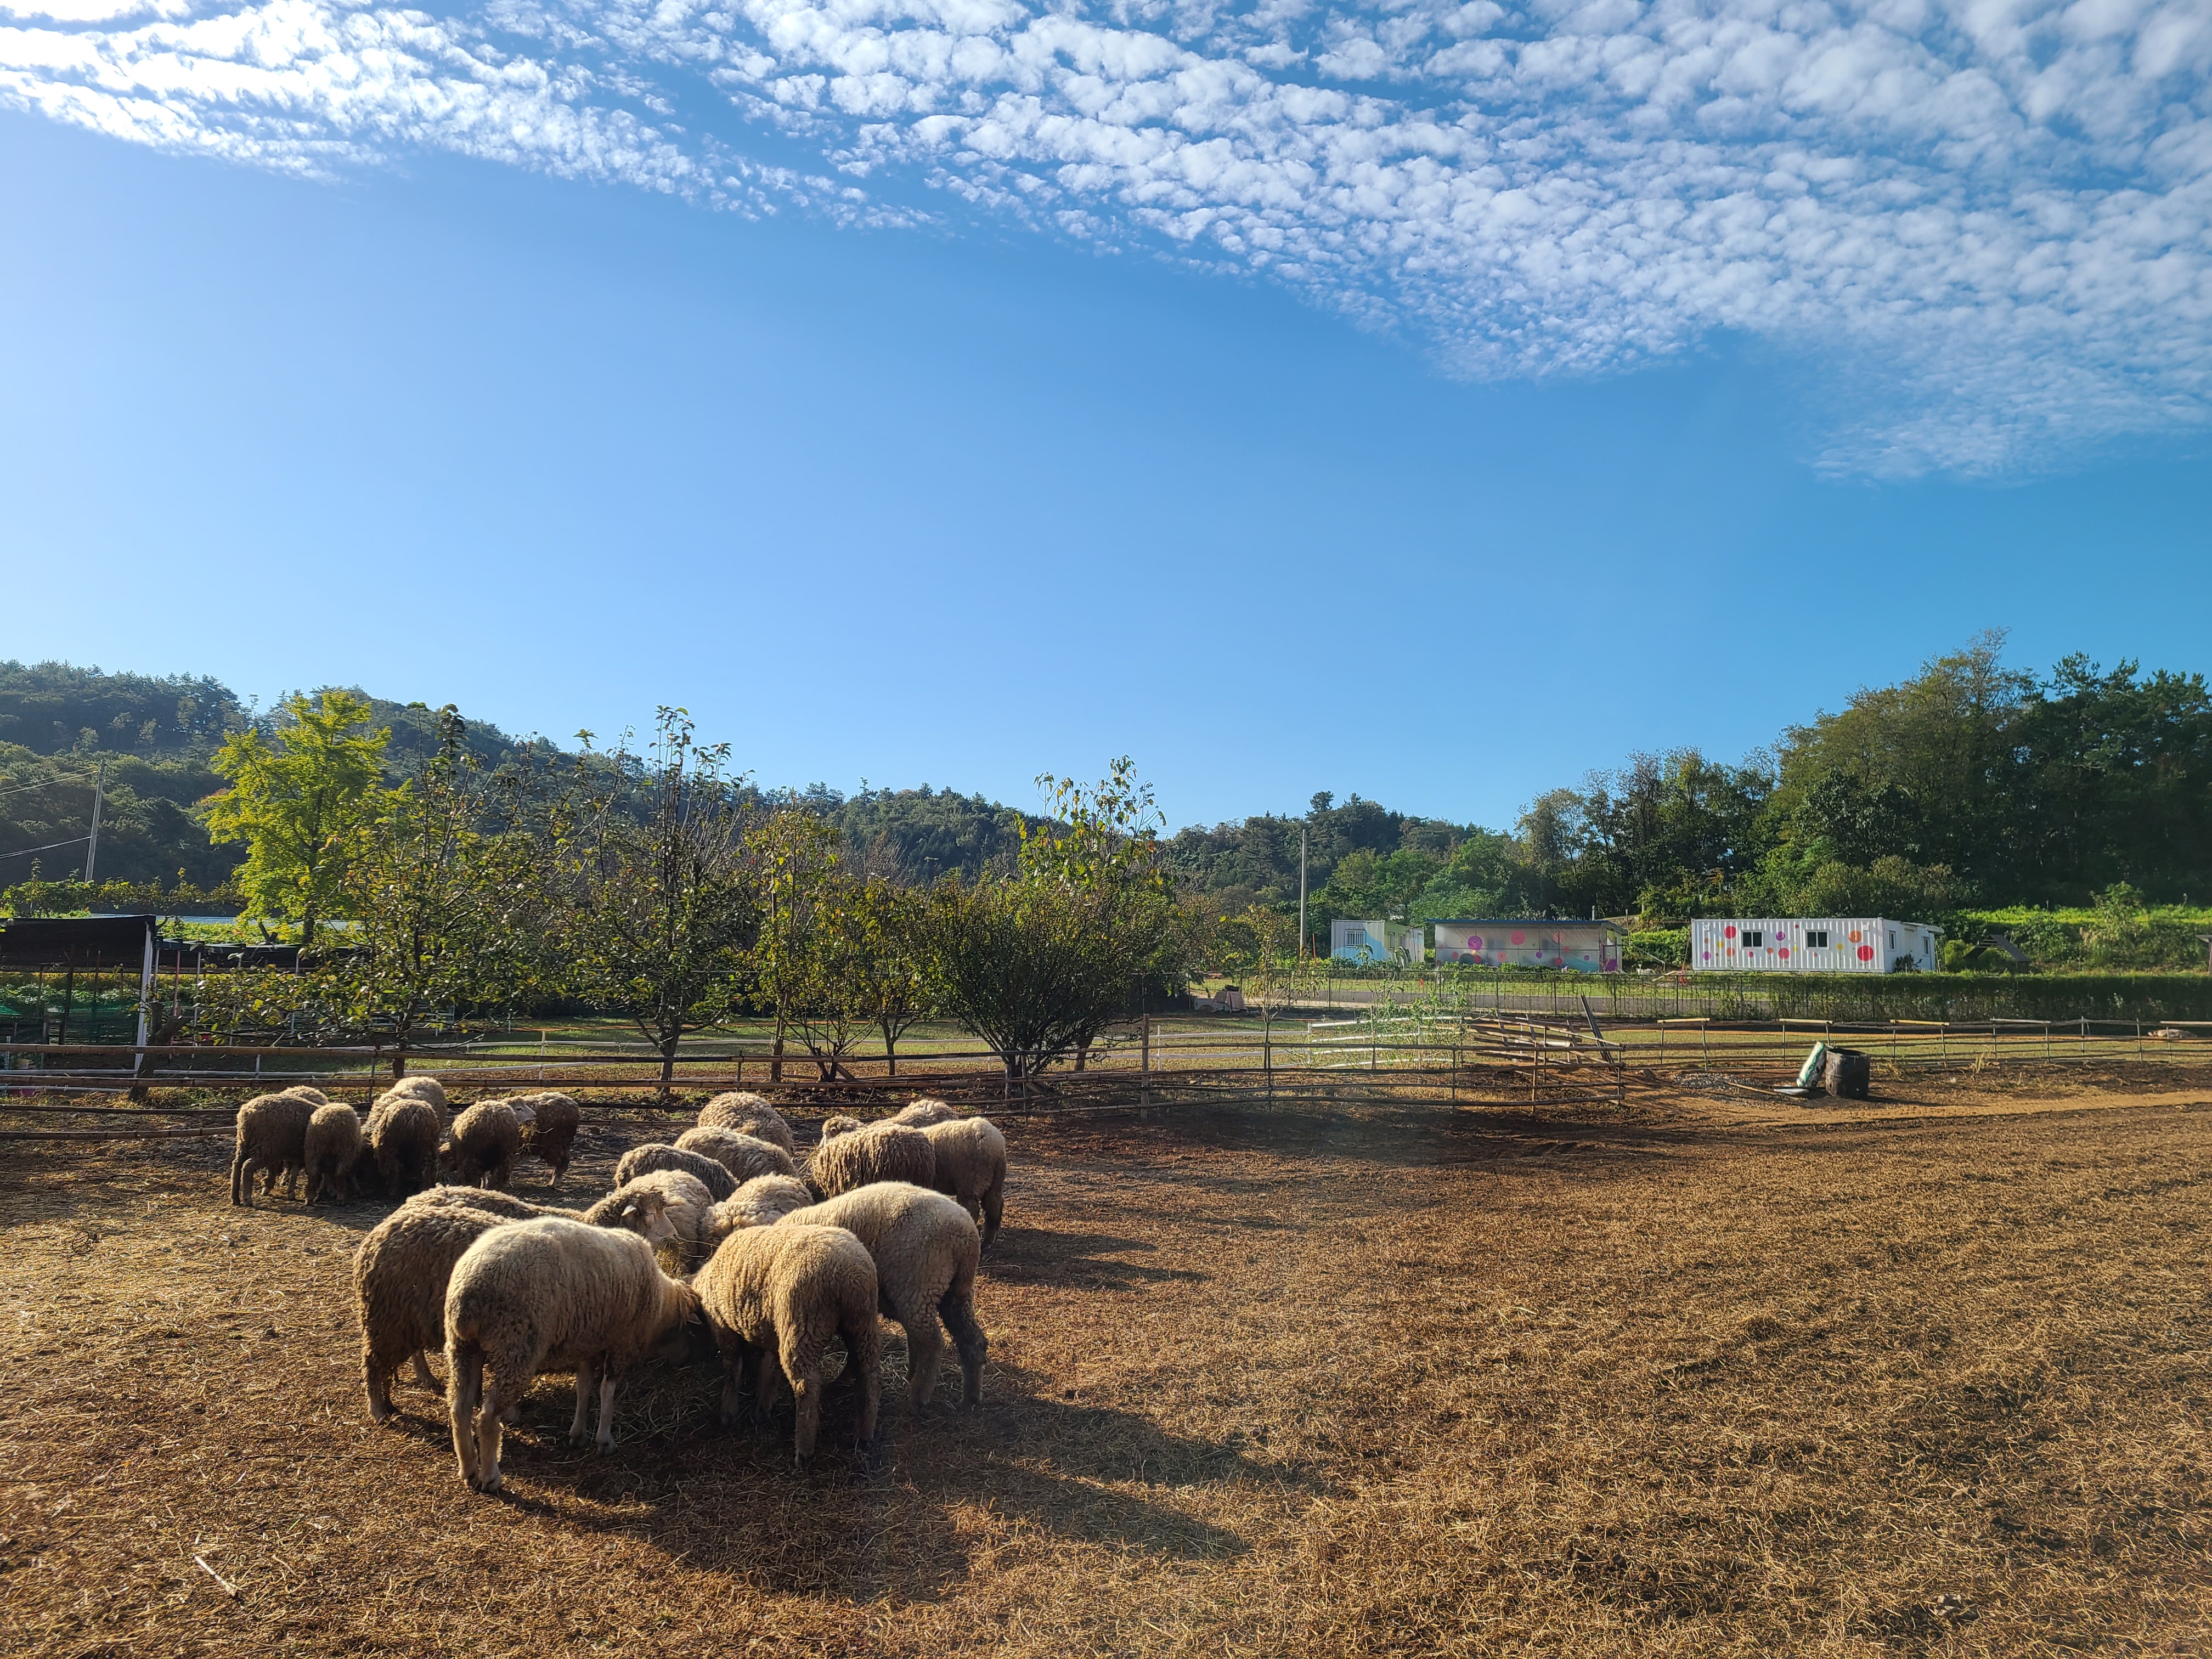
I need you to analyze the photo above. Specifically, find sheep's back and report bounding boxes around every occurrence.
[614,1143,738,1201]
[697,1092,796,1157]
[675,1125,798,1183]
[809,1124,935,1198]
[444,1217,670,1370]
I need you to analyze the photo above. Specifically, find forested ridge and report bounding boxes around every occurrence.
[5,637,2209,965]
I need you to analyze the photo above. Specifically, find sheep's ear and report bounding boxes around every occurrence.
[620,1203,640,1220]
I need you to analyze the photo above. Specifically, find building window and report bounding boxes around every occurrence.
[1742,930,1764,949]
[1806,929,1829,947]
[1344,928,1367,948]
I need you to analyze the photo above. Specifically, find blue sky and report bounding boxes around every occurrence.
[2,0,2208,832]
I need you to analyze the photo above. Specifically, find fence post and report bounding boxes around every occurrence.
[1140,1015,1151,1107]
[1263,1017,1273,1103]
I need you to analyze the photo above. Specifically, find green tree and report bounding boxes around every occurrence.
[556,710,757,1094]
[205,690,388,946]
[844,879,936,1076]
[916,760,1195,1095]
[745,806,847,1085]
[335,709,539,1073]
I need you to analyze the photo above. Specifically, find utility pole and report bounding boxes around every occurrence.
[1298,822,1308,960]
[83,757,108,886]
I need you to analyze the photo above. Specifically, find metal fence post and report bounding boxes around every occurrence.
[1140,1015,1151,1107]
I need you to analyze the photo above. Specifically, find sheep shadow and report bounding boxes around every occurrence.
[374,1350,1271,1598]
[979,1226,1210,1291]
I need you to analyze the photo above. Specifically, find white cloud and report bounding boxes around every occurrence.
[5,0,2209,473]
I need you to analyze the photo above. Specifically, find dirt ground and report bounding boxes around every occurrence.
[3,1069,2209,1656]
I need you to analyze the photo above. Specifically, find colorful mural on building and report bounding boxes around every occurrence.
[1431,920,1623,973]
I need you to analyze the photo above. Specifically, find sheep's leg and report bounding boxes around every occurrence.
[845,1312,883,1451]
[475,1362,520,1493]
[786,1368,822,1465]
[895,1293,945,1412]
[411,1350,438,1391]
[229,1150,251,1206]
[980,1177,1004,1250]
[282,1161,301,1199]
[568,1360,597,1447]
[754,1342,786,1424]
[364,1342,398,1423]
[941,1284,989,1408]
[594,1368,619,1451]
[448,1343,483,1484]
[490,1154,517,1191]
[718,1345,746,1427]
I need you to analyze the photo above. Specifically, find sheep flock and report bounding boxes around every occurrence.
[229,1083,1007,1488]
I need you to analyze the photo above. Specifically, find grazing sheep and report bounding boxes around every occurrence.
[403,1185,577,1222]
[697,1091,797,1158]
[692,1222,882,1464]
[891,1098,958,1128]
[779,1182,986,1412]
[229,1091,318,1206]
[922,1116,1009,1248]
[444,1217,698,1492]
[675,1125,799,1185]
[613,1142,738,1202]
[808,1121,935,1200]
[704,1175,815,1247]
[408,1181,695,1266]
[354,1202,523,1423]
[818,1115,866,1141]
[279,1084,329,1106]
[509,1091,582,1184]
[302,1103,365,1205]
[366,1094,443,1199]
[442,1099,524,1190]
[582,1170,718,1268]
[385,1074,449,1114]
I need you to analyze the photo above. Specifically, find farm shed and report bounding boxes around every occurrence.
[1330,919,1423,966]
[1690,917,1942,973]
[1432,919,1623,973]
[0,912,159,1049]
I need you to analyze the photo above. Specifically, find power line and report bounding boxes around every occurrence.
[0,833,94,862]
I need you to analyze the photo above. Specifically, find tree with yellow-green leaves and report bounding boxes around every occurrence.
[205,690,388,947]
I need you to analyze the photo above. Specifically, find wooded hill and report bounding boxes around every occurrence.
[6,637,2209,962]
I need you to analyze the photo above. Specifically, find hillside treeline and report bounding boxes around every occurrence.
[1164,635,2211,935]
[5,637,2208,944]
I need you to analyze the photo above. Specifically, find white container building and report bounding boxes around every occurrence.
[1690,917,1942,973]
[1433,919,1624,973]
[1330,919,1423,966]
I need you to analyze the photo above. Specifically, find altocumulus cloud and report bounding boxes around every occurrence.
[4,0,2209,473]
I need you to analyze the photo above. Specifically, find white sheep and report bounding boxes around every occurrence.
[890,1098,958,1127]
[697,1091,797,1158]
[443,1216,698,1493]
[703,1174,815,1248]
[808,1120,935,1199]
[778,1181,986,1412]
[674,1124,799,1184]
[442,1099,524,1189]
[302,1103,365,1205]
[922,1115,1009,1248]
[691,1222,882,1464]
[229,1090,318,1206]
[509,1091,582,1184]
[582,1170,719,1269]
[613,1142,738,1201]
[365,1093,442,1198]
[354,1201,523,1421]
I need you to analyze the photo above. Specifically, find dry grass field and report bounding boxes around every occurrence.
[4,1069,2209,1656]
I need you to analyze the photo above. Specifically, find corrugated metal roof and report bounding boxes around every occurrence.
[0,913,156,969]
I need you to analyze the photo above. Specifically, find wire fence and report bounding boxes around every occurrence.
[2,1006,2207,1134]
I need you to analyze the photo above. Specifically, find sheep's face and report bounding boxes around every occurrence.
[622,1198,678,1249]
